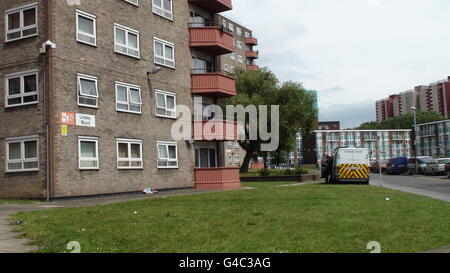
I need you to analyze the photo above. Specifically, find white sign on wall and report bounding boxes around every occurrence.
[76,113,96,127]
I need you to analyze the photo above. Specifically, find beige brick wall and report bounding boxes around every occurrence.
[0,0,48,198]
[48,0,195,197]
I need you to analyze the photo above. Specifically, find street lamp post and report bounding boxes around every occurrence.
[411,107,419,175]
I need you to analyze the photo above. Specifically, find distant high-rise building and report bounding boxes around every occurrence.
[375,76,450,122]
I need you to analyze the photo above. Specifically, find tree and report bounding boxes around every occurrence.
[223,68,317,172]
[357,111,445,130]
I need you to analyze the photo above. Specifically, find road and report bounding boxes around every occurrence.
[370,173,450,202]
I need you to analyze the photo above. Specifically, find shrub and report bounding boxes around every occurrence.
[284,169,294,176]
[259,168,271,177]
[294,167,309,175]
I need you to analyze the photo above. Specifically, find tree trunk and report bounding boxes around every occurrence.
[240,151,253,173]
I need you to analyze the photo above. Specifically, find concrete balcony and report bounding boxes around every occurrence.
[189,26,234,55]
[188,0,233,13]
[246,64,259,71]
[194,167,240,190]
[245,37,258,46]
[191,72,236,97]
[245,50,259,59]
[193,120,238,141]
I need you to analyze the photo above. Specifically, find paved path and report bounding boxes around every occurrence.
[370,173,450,202]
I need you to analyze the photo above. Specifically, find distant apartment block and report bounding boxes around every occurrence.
[414,119,450,158]
[376,76,450,121]
[314,130,412,163]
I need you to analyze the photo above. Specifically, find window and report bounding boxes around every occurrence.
[157,142,178,168]
[152,0,173,20]
[245,31,250,38]
[124,0,139,6]
[78,137,99,170]
[228,23,234,32]
[76,10,96,46]
[5,135,39,172]
[117,139,143,169]
[230,53,236,60]
[114,24,140,58]
[77,74,98,108]
[116,82,142,114]
[237,40,243,49]
[5,3,38,42]
[155,90,176,118]
[5,70,38,108]
[195,148,217,168]
[154,38,175,68]
[236,27,242,36]
[237,55,244,64]
[189,11,211,27]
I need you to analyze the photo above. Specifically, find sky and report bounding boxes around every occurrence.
[224,0,450,128]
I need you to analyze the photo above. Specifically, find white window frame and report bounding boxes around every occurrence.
[78,136,99,170]
[116,139,143,170]
[5,2,38,42]
[154,37,175,68]
[77,73,98,108]
[114,23,140,59]
[115,82,142,114]
[237,40,243,49]
[76,10,96,46]
[152,0,173,21]
[157,141,178,169]
[124,0,139,6]
[4,69,39,108]
[155,90,176,119]
[5,135,39,173]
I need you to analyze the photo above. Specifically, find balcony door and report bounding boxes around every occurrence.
[189,11,211,27]
[192,56,213,74]
[195,148,217,168]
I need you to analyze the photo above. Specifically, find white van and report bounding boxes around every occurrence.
[330,148,370,184]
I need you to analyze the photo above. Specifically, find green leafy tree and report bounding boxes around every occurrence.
[224,68,317,172]
[357,111,445,130]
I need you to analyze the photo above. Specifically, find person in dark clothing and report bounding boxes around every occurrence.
[325,156,334,184]
[320,155,329,179]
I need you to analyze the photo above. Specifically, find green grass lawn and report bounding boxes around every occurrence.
[12,183,450,253]
[0,199,40,205]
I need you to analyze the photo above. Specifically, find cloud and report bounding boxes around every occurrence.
[226,0,450,125]
[366,0,383,6]
[319,101,376,129]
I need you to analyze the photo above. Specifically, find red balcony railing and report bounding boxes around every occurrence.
[188,0,233,14]
[193,120,238,141]
[189,26,234,55]
[246,51,259,59]
[194,167,241,190]
[245,37,258,46]
[191,72,236,97]
[246,64,259,71]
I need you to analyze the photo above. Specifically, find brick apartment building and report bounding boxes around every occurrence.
[0,0,248,199]
[376,76,450,122]
[215,15,259,168]
[314,129,412,163]
[414,119,450,158]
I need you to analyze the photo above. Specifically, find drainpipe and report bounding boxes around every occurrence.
[44,0,54,202]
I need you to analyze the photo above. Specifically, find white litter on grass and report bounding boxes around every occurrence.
[386,198,390,201]
[134,211,138,214]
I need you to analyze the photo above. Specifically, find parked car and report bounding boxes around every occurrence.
[407,156,434,175]
[386,157,408,175]
[370,160,389,173]
[424,158,450,176]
